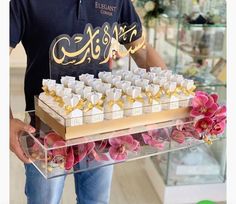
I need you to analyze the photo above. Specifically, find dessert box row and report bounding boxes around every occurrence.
[38,67,196,128]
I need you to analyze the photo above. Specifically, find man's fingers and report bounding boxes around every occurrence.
[14,119,35,133]
[23,124,35,134]
[11,144,31,164]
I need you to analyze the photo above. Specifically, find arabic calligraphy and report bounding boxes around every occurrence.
[50,22,145,66]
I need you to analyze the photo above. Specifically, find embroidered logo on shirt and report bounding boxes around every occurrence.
[95,1,117,16]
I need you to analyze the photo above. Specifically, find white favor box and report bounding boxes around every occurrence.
[58,95,83,126]
[123,86,143,116]
[104,88,124,120]
[143,84,162,113]
[179,79,195,107]
[83,93,104,123]
[124,99,143,116]
[161,95,179,110]
[179,94,194,107]
[161,82,179,110]
[57,108,83,127]
[38,93,50,114]
[144,99,162,113]
[84,108,104,123]
[64,109,83,126]
[104,103,123,120]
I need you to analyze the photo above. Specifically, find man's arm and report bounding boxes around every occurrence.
[124,36,167,69]
[10,47,35,163]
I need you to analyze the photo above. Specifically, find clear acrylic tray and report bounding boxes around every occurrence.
[17,111,221,179]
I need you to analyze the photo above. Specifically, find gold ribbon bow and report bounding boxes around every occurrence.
[101,94,106,101]
[49,90,56,97]
[108,99,124,109]
[53,95,64,107]
[165,88,179,98]
[146,91,162,104]
[182,85,196,96]
[84,100,103,112]
[126,95,144,104]
[64,99,86,114]
[42,86,50,95]
[65,105,74,115]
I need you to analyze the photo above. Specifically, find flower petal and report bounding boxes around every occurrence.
[205,95,214,108]
[195,117,213,133]
[214,105,227,117]
[91,150,109,161]
[171,129,185,144]
[109,146,127,161]
[147,129,159,137]
[210,120,226,135]
[195,91,208,96]
[44,132,63,147]
[142,133,152,144]
[131,140,140,152]
[120,135,134,145]
[190,107,202,117]
[86,142,95,155]
[148,140,164,149]
[205,103,218,117]
[52,141,67,157]
[73,145,87,164]
[191,95,208,107]
[210,93,219,103]
[65,147,74,170]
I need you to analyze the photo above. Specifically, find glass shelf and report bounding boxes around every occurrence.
[151,137,226,186]
[17,111,225,179]
[182,22,226,28]
[179,74,226,88]
[165,38,224,59]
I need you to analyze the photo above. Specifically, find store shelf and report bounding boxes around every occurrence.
[145,155,226,204]
[182,22,226,28]
[166,38,223,59]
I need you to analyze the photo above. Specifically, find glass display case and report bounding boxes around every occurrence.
[151,137,226,186]
[132,1,227,201]
[138,0,226,86]
[169,0,225,84]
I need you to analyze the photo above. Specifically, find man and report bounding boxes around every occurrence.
[10,0,166,203]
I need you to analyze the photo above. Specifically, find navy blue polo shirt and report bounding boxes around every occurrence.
[10,0,142,111]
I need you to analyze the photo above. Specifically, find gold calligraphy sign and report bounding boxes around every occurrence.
[50,22,145,66]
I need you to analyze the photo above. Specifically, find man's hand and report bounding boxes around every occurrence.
[124,36,167,69]
[10,118,35,163]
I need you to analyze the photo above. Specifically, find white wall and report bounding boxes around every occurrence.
[10,43,26,68]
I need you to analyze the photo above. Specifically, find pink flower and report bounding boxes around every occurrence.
[142,130,164,149]
[65,146,74,170]
[213,105,227,123]
[195,91,219,103]
[73,142,95,165]
[170,129,185,144]
[44,132,67,164]
[210,120,226,135]
[190,92,218,117]
[195,117,213,133]
[44,132,63,148]
[109,135,140,161]
[90,140,110,161]
[52,141,67,157]
[181,124,201,140]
